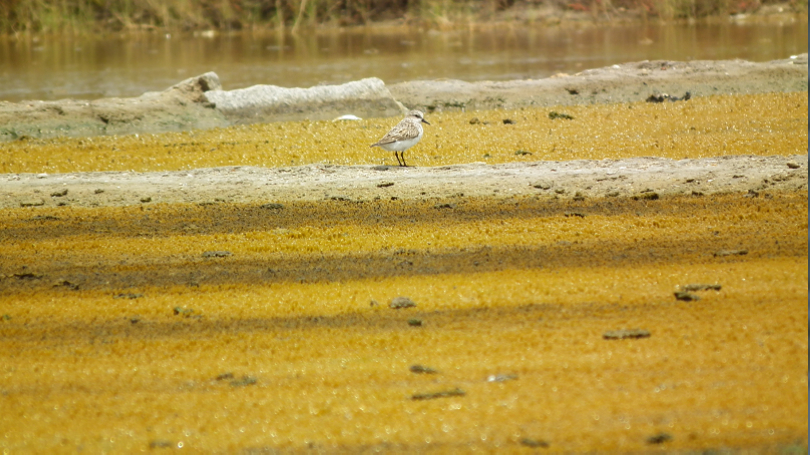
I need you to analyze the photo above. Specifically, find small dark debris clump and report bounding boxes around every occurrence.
[260,203,284,210]
[633,192,660,200]
[20,199,45,207]
[229,376,257,387]
[787,161,801,169]
[389,297,417,309]
[647,432,673,444]
[682,283,722,292]
[94,189,105,194]
[1,314,11,322]
[411,388,465,400]
[14,272,42,280]
[149,440,173,449]
[603,329,651,340]
[521,438,550,448]
[53,279,79,290]
[503,118,515,124]
[514,150,533,156]
[173,306,196,317]
[50,189,68,197]
[29,215,60,221]
[647,92,691,103]
[216,372,235,381]
[469,117,481,124]
[714,249,748,257]
[565,211,586,218]
[548,111,574,120]
[434,203,457,209]
[114,293,144,299]
[140,196,152,203]
[566,87,579,95]
[532,180,552,190]
[408,319,423,326]
[202,250,232,258]
[377,182,394,188]
[409,365,438,374]
[674,291,700,301]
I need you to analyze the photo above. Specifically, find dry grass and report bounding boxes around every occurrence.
[1,0,804,33]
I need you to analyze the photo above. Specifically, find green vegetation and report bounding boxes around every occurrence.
[0,0,805,33]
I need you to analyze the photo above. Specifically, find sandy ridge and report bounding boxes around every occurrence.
[2,154,806,209]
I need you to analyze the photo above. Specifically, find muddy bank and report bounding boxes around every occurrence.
[0,54,806,142]
[1,154,806,210]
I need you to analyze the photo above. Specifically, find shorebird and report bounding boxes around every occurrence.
[370,110,430,167]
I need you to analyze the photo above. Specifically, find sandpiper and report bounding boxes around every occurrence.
[370,110,430,167]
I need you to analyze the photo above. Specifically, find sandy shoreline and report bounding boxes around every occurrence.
[2,154,807,209]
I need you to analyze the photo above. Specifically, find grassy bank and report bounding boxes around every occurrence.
[1,0,806,34]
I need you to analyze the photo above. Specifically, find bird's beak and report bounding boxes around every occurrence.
[422,119,430,125]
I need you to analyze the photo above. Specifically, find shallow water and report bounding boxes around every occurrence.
[0,18,806,102]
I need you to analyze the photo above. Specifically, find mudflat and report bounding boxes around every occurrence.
[0,58,807,452]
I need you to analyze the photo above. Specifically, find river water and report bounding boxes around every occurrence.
[0,18,806,102]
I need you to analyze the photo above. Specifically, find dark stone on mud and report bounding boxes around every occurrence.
[682,283,722,292]
[53,279,79,290]
[647,432,673,444]
[229,376,257,387]
[20,198,45,207]
[521,438,550,448]
[409,365,438,374]
[674,291,700,301]
[646,92,691,103]
[633,192,660,200]
[714,249,748,257]
[548,111,574,120]
[603,329,651,339]
[411,388,465,400]
[50,189,68,197]
[114,293,144,299]
[202,250,232,258]
[149,440,173,449]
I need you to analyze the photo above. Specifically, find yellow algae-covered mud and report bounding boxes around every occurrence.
[0,92,808,453]
[0,92,806,173]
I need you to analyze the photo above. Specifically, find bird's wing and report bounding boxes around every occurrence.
[372,120,419,146]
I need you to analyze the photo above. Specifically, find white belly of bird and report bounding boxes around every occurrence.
[379,131,423,152]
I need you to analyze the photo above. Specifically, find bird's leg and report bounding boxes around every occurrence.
[395,152,403,167]
[400,152,407,167]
